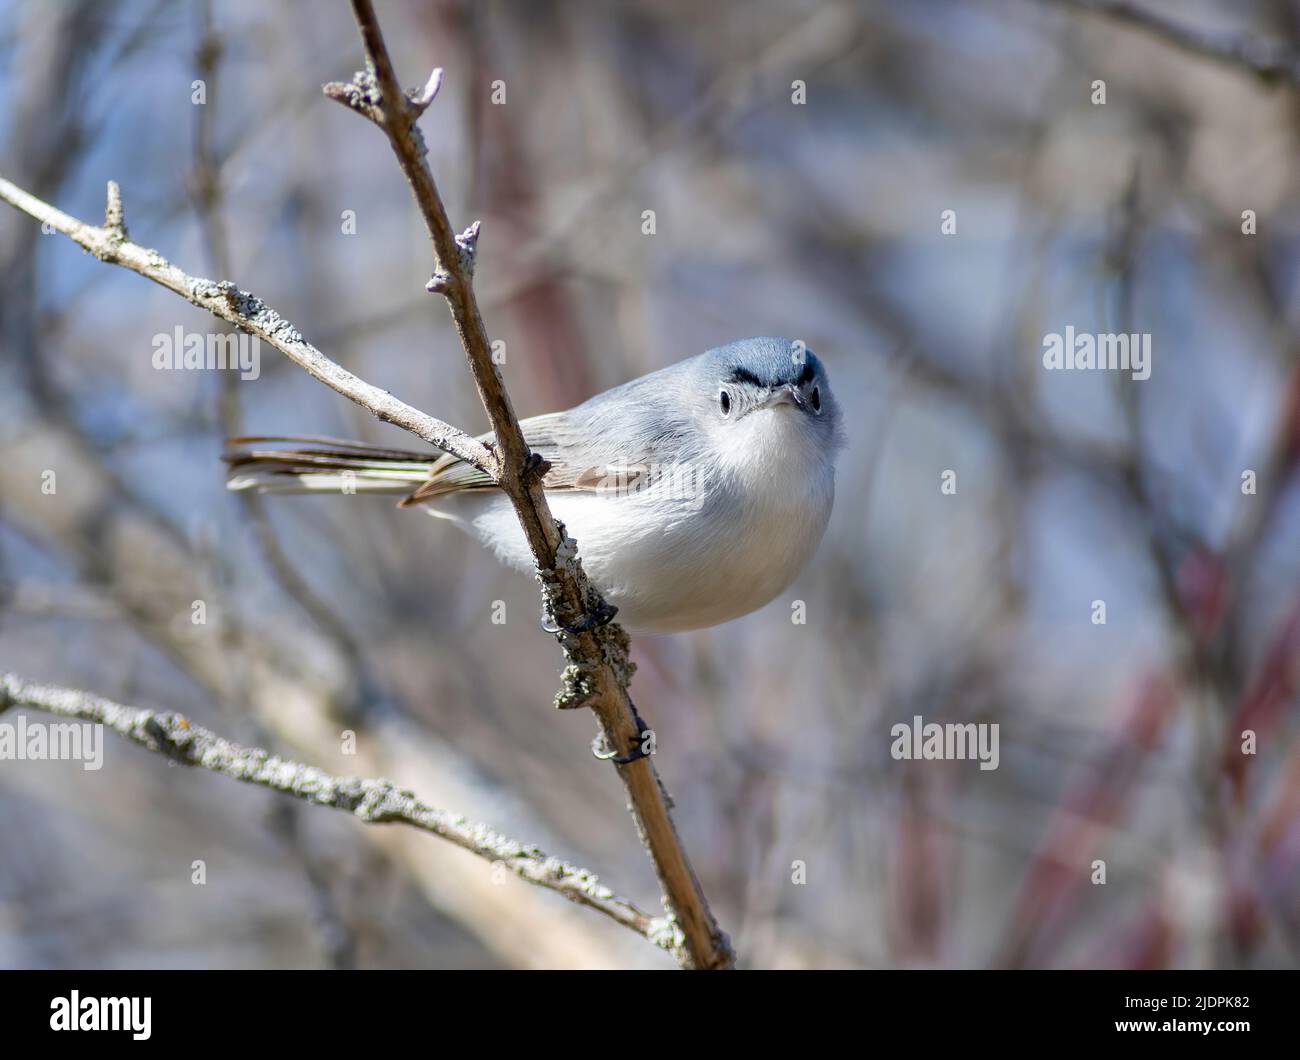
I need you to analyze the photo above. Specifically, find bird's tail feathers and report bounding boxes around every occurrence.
[223,436,438,497]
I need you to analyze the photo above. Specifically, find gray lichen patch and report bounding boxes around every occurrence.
[187,278,304,347]
[554,661,597,711]
[647,914,686,955]
[537,525,635,708]
[407,122,429,158]
[329,63,382,114]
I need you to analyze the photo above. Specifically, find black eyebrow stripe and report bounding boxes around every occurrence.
[799,363,815,384]
[728,367,764,387]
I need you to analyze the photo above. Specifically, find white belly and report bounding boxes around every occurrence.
[429,460,834,634]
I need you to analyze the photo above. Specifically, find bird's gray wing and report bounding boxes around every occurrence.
[398,410,655,507]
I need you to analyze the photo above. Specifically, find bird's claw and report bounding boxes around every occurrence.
[540,600,618,636]
[591,715,654,765]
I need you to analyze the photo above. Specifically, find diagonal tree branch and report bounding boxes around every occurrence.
[0,175,494,475]
[1042,0,1300,88]
[321,0,734,969]
[0,673,662,944]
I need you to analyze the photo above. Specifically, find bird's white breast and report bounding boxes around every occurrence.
[429,406,835,633]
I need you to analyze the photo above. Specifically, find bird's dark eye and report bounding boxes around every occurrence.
[810,385,821,412]
[719,389,732,417]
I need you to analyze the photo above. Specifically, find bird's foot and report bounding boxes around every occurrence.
[591,705,655,765]
[540,600,618,636]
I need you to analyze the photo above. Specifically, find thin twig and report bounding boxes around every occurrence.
[1043,0,1300,88]
[0,673,660,943]
[0,174,494,475]
[324,0,733,968]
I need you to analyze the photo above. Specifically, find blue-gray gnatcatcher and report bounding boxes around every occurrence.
[226,336,842,632]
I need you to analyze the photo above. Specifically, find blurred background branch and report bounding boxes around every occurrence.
[1044,0,1300,87]
[0,672,660,942]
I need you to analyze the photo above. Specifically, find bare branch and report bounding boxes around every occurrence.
[329,0,734,969]
[1043,0,1300,88]
[0,175,495,476]
[0,673,662,944]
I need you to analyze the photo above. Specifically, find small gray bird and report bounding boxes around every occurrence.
[225,336,842,633]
